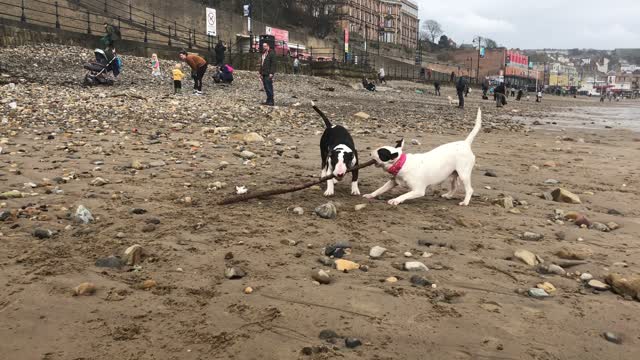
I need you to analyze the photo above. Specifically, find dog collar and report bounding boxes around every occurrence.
[387,153,406,176]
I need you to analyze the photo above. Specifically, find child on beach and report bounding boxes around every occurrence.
[150,53,161,78]
[172,63,184,94]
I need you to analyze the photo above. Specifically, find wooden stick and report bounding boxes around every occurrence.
[217,159,376,205]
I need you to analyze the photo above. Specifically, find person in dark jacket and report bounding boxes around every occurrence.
[214,40,226,67]
[456,76,467,108]
[434,81,441,96]
[494,83,507,107]
[260,42,276,106]
[481,79,489,100]
[101,23,120,48]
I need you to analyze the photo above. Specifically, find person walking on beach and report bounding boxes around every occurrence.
[101,22,120,49]
[179,51,208,95]
[495,82,507,107]
[293,57,301,75]
[378,67,387,84]
[260,41,276,106]
[434,81,441,96]
[215,40,226,67]
[456,75,467,109]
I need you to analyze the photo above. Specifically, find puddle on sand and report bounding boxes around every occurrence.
[522,103,640,132]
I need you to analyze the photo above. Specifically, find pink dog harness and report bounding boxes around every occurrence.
[387,153,406,176]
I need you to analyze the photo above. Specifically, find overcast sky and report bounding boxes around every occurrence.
[416,0,640,49]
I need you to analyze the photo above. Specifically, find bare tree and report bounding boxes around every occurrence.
[422,20,443,43]
[484,38,498,49]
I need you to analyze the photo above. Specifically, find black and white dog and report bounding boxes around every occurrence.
[365,108,482,206]
[312,102,360,196]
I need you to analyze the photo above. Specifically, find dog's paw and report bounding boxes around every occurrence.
[324,189,334,197]
[363,193,375,199]
[441,193,453,199]
[388,198,402,206]
[458,201,469,206]
[351,189,361,196]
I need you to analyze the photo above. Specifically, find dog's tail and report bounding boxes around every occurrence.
[465,108,482,144]
[311,101,332,128]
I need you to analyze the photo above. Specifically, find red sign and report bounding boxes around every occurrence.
[344,28,349,53]
[265,26,289,43]
[506,50,528,67]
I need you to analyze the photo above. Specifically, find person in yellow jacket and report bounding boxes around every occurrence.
[172,63,184,94]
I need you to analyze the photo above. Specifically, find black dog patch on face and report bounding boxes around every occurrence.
[377,148,399,162]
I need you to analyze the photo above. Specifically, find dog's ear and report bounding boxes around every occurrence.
[395,139,404,149]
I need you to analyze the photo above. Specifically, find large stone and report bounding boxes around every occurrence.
[603,332,622,344]
[33,228,53,239]
[528,288,549,298]
[315,202,337,219]
[0,190,22,199]
[240,150,257,159]
[243,132,265,143]
[555,247,592,260]
[605,273,640,300]
[551,188,581,204]
[591,222,610,232]
[369,246,387,259]
[74,205,94,224]
[514,249,538,266]
[410,275,433,286]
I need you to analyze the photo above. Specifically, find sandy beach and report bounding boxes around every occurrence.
[1,45,639,360]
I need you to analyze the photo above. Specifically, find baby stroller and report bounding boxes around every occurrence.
[83,49,121,86]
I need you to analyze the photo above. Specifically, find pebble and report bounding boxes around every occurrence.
[312,269,332,284]
[345,338,362,349]
[484,170,497,177]
[319,329,339,340]
[410,275,433,286]
[603,332,622,344]
[334,259,359,271]
[74,205,94,224]
[591,222,610,232]
[551,188,581,204]
[240,150,256,159]
[130,208,147,214]
[0,210,11,221]
[528,288,550,298]
[291,206,304,215]
[73,282,96,296]
[244,286,253,294]
[606,222,620,231]
[315,202,337,219]
[522,232,544,241]
[403,251,413,257]
[141,279,157,289]
[514,249,538,266]
[224,267,246,279]
[404,261,429,272]
[317,257,334,266]
[537,282,556,293]
[90,177,109,186]
[123,244,143,266]
[354,111,370,119]
[588,280,610,291]
[411,139,421,145]
[544,179,559,184]
[33,228,53,239]
[385,276,398,283]
[354,203,367,211]
[95,256,124,269]
[148,160,166,167]
[369,246,387,259]
[580,273,593,281]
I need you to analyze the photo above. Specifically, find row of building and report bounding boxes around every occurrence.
[335,0,419,49]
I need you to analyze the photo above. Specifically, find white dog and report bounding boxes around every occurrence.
[447,95,459,106]
[364,108,482,206]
